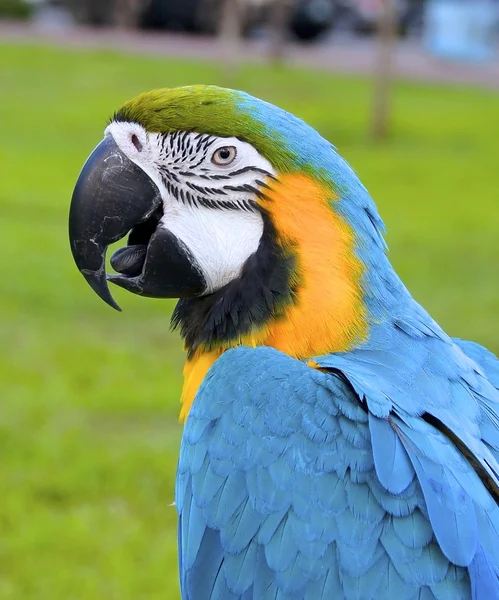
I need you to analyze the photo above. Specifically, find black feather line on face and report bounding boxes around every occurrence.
[228,166,276,179]
[159,172,260,212]
[171,212,297,357]
[185,181,228,196]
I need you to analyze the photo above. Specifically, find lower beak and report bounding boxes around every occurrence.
[69,136,206,310]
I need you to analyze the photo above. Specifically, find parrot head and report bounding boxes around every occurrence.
[70,85,391,364]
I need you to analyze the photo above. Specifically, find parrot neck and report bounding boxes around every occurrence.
[177,173,378,421]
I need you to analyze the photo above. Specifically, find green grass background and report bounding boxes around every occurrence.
[0,42,498,598]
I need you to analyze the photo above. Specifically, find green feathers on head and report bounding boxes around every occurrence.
[113,85,299,173]
[115,86,241,135]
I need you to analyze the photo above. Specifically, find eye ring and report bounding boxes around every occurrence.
[211,146,237,166]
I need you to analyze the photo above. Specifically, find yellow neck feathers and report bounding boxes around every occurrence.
[180,173,367,422]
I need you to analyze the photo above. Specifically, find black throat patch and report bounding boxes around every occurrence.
[171,212,297,358]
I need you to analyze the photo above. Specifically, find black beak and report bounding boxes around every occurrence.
[69,135,206,310]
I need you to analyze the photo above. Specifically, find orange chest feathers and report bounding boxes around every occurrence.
[180,173,367,422]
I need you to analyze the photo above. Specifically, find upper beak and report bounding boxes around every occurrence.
[69,135,206,310]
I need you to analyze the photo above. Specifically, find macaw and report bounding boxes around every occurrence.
[69,85,499,599]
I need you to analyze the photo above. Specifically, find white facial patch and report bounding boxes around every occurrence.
[106,121,275,293]
[160,202,263,293]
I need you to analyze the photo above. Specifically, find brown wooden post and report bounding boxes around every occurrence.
[218,0,243,77]
[371,0,397,141]
[268,0,293,64]
[113,0,144,29]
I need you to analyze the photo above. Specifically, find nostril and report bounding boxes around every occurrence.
[131,134,143,152]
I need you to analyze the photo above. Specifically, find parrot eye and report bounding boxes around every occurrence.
[211,146,237,166]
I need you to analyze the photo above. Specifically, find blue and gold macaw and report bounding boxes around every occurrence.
[69,86,499,599]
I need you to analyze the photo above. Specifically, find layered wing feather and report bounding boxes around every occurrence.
[313,317,499,599]
[175,343,499,600]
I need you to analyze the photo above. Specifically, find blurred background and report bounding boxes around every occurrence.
[1,0,498,597]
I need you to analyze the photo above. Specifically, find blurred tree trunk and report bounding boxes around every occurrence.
[112,0,144,29]
[218,0,244,77]
[268,0,293,64]
[370,0,397,141]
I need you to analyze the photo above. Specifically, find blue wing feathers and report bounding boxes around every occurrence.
[250,544,277,599]
[314,471,348,515]
[179,481,206,571]
[187,436,209,474]
[255,466,290,513]
[377,561,412,599]
[468,545,499,600]
[339,551,387,599]
[474,505,499,565]
[337,443,374,474]
[192,458,225,508]
[419,588,438,600]
[210,472,248,528]
[392,543,449,586]
[221,498,262,553]
[381,519,424,563]
[336,519,384,577]
[395,422,479,566]
[339,415,371,449]
[184,527,224,600]
[295,544,332,581]
[455,340,499,388]
[392,510,434,549]
[211,558,239,600]
[369,414,415,494]
[275,550,310,597]
[178,342,499,599]
[304,563,342,599]
[344,478,385,523]
[223,540,259,596]
[264,514,298,573]
[369,473,423,518]
[335,506,381,548]
[256,509,288,545]
[431,565,471,600]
